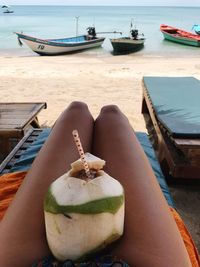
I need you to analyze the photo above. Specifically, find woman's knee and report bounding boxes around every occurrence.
[61,101,90,119]
[66,101,90,114]
[68,101,88,110]
[53,101,93,128]
[100,104,121,115]
[96,105,128,123]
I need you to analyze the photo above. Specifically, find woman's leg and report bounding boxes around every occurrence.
[93,105,191,267]
[0,102,94,267]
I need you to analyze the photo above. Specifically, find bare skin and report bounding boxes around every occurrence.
[93,105,192,267]
[0,102,192,267]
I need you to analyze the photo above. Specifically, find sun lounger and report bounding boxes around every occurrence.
[0,128,174,207]
[0,102,47,161]
[1,128,200,264]
[142,76,200,180]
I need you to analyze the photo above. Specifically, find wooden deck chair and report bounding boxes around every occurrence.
[0,102,47,161]
[142,76,200,180]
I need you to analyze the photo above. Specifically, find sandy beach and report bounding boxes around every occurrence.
[1,54,200,129]
[0,53,200,252]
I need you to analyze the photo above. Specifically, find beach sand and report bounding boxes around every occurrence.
[0,53,200,252]
[1,54,200,128]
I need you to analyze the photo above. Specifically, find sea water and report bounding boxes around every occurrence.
[0,5,200,56]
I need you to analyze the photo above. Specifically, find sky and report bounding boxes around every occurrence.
[6,0,200,6]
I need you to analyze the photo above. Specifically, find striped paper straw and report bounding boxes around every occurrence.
[72,130,91,179]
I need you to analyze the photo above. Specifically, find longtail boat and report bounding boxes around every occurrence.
[110,29,145,54]
[160,24,200,47]
[15,27,105,56]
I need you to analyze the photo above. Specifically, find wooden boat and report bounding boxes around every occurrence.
[192,24,200,35]
[110,29,145,54]
[160,24,200,47]
[15,27,105,56]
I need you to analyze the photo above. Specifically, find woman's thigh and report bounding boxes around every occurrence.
[92,105,191,267]
[0,101,94,267]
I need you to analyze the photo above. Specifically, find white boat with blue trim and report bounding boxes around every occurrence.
[15,27,105,56]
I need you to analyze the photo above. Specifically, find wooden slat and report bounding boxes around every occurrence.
[0,129,34,173]
[0,114,33,119]
[174,138,200,148]
[0,102,47,109]
[0,129,44,174]
[0,118,30,125]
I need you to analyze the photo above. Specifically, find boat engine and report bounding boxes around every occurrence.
[130,29,139,40]
[87,27,96,39]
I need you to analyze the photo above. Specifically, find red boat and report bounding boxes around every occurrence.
[160,24,200,47]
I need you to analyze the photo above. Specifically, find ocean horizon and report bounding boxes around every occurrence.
[1,5,200,56]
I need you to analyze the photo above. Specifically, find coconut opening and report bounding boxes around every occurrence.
[70,169,102,180]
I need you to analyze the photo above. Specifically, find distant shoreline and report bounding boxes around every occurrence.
[8,5,200,8]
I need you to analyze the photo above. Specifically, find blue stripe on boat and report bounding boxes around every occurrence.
[50,36,86,43]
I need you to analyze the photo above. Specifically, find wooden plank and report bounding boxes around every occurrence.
[0,102,47,109]
[0,111,42,115]
[0,103,46,118]
[0,108,35,112]
[174,138,200,148]
[0,114,33,119]
[0,118,30,125]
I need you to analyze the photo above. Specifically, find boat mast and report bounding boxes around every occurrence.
[75,16,79,38]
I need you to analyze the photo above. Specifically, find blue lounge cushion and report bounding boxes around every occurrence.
[143,76,200,138]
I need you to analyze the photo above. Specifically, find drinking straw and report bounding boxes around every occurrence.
[72,130,91,179]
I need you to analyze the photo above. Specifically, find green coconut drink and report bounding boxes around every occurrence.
[44,131,125,262]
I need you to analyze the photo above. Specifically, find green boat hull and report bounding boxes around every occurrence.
[162,32,200,47]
